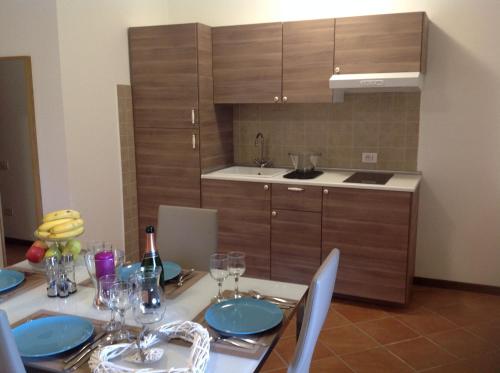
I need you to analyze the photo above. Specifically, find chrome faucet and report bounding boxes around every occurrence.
[254,132,272,168]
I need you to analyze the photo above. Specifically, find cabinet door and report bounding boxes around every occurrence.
[135,128,201,247]
[202,180,271,278]
[213,23,283,104]
[271,210,321,284]
[322,188,411,303]
[129,24,199,129]
[282,19,334,103]
[334,12,425,74]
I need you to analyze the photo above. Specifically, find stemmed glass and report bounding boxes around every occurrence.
[209,253,229,303]
[228,251,246,299]
[98,274,120,332]
[110,281,134,341]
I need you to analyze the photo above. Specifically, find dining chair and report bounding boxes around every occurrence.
[287,248,340,373]
[0,310,26,373]
[157,205,218,271]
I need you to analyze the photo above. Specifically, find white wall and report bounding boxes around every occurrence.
[167,0,500,287]
[0,59,38,239]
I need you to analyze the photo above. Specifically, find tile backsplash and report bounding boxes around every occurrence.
[233,93,420,171]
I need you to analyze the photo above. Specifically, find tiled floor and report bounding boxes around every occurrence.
[261,286,500,373]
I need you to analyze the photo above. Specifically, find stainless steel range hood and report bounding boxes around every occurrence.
[329,72,424,103]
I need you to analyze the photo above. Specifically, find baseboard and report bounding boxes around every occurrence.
[5,237,32,246]
[414,276,500,296]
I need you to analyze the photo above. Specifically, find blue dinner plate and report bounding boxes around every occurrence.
[118,261,182,282]
[13,316,94,358]
[0,269,25,293]
[205,298,283,336]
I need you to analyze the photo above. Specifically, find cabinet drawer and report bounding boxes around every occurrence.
[272,184,323,212]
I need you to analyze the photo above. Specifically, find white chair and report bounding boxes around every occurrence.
[157,205,218,271]
[0,310,26,373]
[287,248,340,373]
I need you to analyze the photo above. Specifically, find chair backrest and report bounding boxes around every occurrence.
[0,310,26,373]
[157,205,218,271]
[287,249,340,373]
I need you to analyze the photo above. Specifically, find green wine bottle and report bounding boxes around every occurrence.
[141,225,164,287]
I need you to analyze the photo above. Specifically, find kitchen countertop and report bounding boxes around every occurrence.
[201,166,421,192]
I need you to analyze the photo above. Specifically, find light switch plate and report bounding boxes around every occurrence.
[0,160,9,170]
[362,152,378,163]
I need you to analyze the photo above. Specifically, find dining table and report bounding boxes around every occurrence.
[1,259,308,373]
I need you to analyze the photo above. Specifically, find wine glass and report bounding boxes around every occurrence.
[98,274,120,332]
[209,253,229,303]
[228,251,246,299]
[110,281,134,341]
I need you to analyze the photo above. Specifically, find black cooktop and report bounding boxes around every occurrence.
[283,170,323,179]
[343,172,394,185]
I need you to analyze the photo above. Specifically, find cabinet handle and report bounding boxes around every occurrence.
[282,96,288,103]
[287,187,304,192]
[271,210,277,217]
[192,132,196,149]
[273,96,279,103]
[334,66,340,74]
[264,184,269,191]
[191,108,196,125]
[323,188,329,194]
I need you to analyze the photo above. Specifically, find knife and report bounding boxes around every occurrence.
[63,330,106,363]
[177,270,195,287]
[64,332,114,371]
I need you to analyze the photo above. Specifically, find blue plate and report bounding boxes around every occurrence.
[0,269,25,293]
[13,316,94,358]
[205,298,283,336]
[118,261,182,282]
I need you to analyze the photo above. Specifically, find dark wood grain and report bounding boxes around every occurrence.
[272,183,323,212]
[322,187,412,304]
[334,12,425,74]
[212,22,283,103]
[201,179,271,278]
[282,19,334,103]
[129,24,198,129]
[271,210,321,284]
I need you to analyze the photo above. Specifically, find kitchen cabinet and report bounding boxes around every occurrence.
[129,24,233,249]
[201,179,271,279]
[333,12,428,74]
[322,187,418,304]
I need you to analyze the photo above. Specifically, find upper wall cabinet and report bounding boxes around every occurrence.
[282,19,335,103]
[334,12,428,74]
[213,23,283,104]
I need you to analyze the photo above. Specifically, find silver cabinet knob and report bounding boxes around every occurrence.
[264,184,269,191]
[282,96,288,103]
[273,96,279,103]
[271,211,277,217]
[323,188,329,195]
[334,66,340,73]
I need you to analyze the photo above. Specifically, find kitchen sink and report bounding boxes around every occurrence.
[214,166,288,178]
[343,172,394,185]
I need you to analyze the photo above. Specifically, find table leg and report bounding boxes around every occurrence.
[296,298,305,341]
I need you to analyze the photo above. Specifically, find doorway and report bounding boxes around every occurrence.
[0,56,42,266]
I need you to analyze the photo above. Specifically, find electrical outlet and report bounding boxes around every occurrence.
[362,152,378,163]
[3,207,13,217]
[0,160,9,170]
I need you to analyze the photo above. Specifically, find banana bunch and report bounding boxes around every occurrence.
[34,209,85,240]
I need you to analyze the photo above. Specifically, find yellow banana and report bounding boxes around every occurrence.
[38,218,73,232]
[48,226,84,240]
[43,209,80,223]
[50,219,84,234]
[34,229,50,239]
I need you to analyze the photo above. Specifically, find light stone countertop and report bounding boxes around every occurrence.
[201,166,421,192]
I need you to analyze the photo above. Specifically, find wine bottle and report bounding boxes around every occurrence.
[141,225,165,286]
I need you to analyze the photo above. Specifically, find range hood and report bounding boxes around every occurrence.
[329,72,424,103]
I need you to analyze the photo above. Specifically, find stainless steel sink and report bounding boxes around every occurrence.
[213,166,288,178]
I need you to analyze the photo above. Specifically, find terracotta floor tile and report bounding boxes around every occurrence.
[322,307,351,329]
[466,320,500,347]
[434,303,489,326]
[386,336,457,370]
[281,316,297,339]
[341,347,413,373]
[424,350,500,373]
[310,356,354,373]
[427,328,495,358]
[320,324,378,356]
[260,350,286,372]
[334,301,389,323]
[396,308,457,335]
[357,317,419,345]
[275,336,333,363]
[411,286,479,311]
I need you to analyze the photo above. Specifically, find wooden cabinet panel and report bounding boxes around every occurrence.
[129,24,198,129]
[322,187,412,303]
[272,184,323,212]
[213,23,283,103]
[201,180,271,278]
[334,12,426,74]
[271,210,321,284]
[282,19,334,103]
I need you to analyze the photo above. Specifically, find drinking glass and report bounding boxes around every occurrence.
[209,253,229,303]
[228,251,246,299]
[110,281,134,341]
[98,274,120,332]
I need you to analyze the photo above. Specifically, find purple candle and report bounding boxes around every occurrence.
[95,250,115,281]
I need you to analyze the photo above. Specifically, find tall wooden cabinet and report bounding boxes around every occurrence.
[129,24,232,249]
